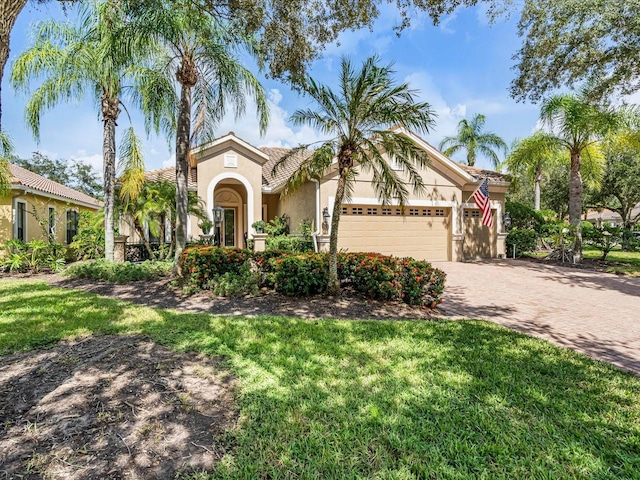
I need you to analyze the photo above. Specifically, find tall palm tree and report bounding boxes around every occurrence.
[540,92,620,261]
[439,113,507,168]
[127,1,269,264]
[0,130,13,196]
[273,56,436,294]
[504,132,562,210]
[11,0,175,260]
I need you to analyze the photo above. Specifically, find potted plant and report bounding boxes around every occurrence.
[199,219,213,235]
[252,220,267,234]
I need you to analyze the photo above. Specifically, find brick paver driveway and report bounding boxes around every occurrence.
[436,259,640,375]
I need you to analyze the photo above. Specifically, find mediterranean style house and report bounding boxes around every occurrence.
[126,128,510,262]
[0,164,102,245]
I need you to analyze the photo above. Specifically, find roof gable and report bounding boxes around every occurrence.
[191,132,270,164]
[9,164,102,208]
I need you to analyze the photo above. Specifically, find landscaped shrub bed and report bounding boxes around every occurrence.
[180,246,446,306]
[63,259,173,282]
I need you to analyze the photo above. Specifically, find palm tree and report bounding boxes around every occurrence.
[540,92,620,261]
[0,130,13,197]
[273,56,436,294]
[439,113,507,168]
[11,1,175,261]
[127,2,269,264]
[504,132,562,210]
[118,179,206,260]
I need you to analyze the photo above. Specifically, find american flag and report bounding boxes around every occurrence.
[472,178,493,228]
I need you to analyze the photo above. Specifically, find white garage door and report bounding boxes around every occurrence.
[337,205,451,261]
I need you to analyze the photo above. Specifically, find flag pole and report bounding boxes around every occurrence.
[464,178,486,204]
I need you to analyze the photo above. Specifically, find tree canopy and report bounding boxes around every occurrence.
[11,152,103,198]
[511,0,640,102]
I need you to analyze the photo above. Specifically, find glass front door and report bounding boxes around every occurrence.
[223,208,235,247]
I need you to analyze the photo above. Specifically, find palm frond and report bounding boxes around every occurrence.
[117,127,146,204]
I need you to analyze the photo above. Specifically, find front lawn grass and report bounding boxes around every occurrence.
[583,245,640,276]
[1,280,639,479]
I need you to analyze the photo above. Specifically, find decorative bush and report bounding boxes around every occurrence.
[1,239,67,273]
[583,225,622,260]
[506,229,538,257]
[266,235,314,253]
[398,258,446,307]
[505,201,546,233]
[178,246,252,287]
[272,252,329,296]
[178,247,446,307]
[69,211,105,260]
[350,253,402,301]
[63,259,173,282]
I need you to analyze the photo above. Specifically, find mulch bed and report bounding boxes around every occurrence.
[0,335,237,479]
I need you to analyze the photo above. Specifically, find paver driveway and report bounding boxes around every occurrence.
[436,259,640,375]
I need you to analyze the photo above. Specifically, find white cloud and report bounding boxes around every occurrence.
[215,88,328,149]
[69,150,103,179]
[439,13,458,34]
[162,154,176,169]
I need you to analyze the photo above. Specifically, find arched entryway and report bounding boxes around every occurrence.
[207,173,254,248]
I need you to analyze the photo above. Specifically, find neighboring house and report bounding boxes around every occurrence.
[585,205,640,228]
[0,164,102,245]
[125,129,510,261]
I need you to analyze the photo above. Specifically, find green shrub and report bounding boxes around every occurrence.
[272,253,329,296]
[63,259,173,282]
[266,235,314,253]
[178,246,253,288]
[505,201,546,233]
[398,258,446,307]
[207,263,260,297]
[264,214,290,236]
[178,248,446,307]
[583,225,622,260]
[1,239,66,273]
[351,253,401,301]
[506,228,539,257]
[69,211,105,260]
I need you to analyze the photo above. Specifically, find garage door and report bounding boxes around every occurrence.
[337,205,451,261]
[463,208,496,259]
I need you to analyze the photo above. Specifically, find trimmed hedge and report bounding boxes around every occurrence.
[179,246,446,307]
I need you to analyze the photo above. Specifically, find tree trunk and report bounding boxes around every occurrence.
[102,94,120,262]
[133,217,157,261]
[569,149,583,262]
[328,171,348,295]
[0,0,28,130]
[173,57,197,268]
[534,169,542,211]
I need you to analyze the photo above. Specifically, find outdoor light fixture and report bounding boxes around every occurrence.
[213,204,224,246]
[322,207,330,234]
[503,211,512,231]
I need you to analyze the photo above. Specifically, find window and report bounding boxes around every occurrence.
[395,208,402,215]
[66,210,79,244]
[342,206,348,215]
[223,153,238,168]
[351,207,363,215]
[423,209,432,216]
[409,208,419,216]
[48,207,56,240]
[390,155,403,171]
[435,209,445,217]
[16,201,26,241]
[367,207,378,215]
[382,207,392,216]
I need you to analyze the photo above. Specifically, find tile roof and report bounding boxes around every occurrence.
[457,164,509,183]
[9,163,102,207]
[144,167,198,189]
[259,147,313,190]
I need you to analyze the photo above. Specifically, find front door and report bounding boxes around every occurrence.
[223,208,235,247]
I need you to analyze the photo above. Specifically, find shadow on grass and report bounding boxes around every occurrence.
[1,280,640,479]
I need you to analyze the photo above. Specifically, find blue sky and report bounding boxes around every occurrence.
[3,2,540,177]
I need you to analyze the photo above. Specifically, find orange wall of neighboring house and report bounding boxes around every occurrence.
[0,191,99,245]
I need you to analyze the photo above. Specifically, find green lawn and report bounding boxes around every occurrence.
[583,246,640,276]
[1,280,640,479]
